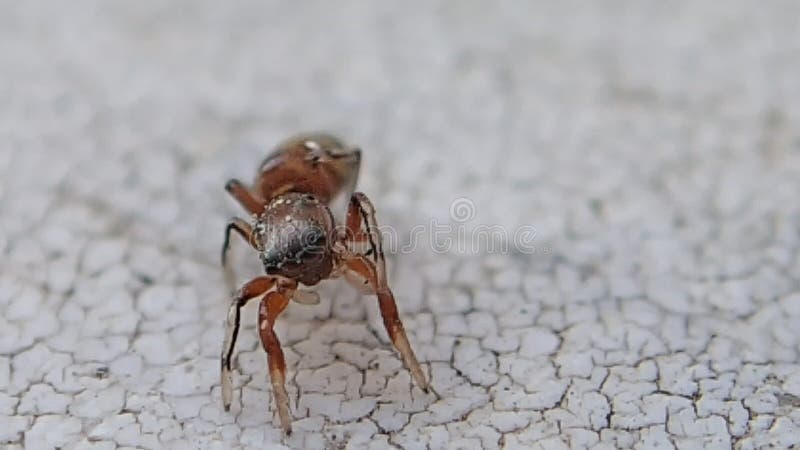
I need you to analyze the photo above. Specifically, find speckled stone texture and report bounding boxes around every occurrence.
[2,1,800,449]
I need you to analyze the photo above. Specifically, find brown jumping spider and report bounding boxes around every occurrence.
[220,133,430,434]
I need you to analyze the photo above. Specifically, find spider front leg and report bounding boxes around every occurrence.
[342,193,430,392]
[221,276,276,411]
[221,217,257,292]
[258,282,295,434]
[225,179,265,215]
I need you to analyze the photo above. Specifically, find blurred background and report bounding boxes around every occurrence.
[2,1,800,448]
[3,1,800,257]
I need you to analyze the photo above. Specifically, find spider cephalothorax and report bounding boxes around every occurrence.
[254,192,335,286]
[219,133,430,434]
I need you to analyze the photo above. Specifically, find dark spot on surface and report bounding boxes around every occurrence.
[94,366,109,379]
[778,393,800,407]
[589,198,604,216]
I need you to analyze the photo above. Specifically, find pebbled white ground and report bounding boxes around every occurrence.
[2,1,800,449]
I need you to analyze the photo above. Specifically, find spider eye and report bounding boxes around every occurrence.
[251,221,267,250]
[254,222,266,234]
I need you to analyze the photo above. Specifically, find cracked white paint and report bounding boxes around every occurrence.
[2,1,800,449]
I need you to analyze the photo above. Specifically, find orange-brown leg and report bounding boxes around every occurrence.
[221,217,256,266]
[221,217,258,292]
[258,283,294,434]
[225,179,265,215]
[343,256,429,392]
[343,192,429,392]
[221,276,276,411]
[345,192,371,250]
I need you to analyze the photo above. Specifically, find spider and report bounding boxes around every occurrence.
[220,133,430,434]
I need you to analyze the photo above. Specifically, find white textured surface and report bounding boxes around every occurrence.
[2,1,800,449]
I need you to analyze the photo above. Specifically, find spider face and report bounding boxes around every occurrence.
[255,192,335,286]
